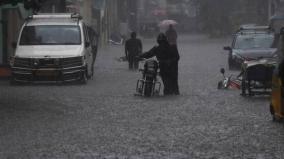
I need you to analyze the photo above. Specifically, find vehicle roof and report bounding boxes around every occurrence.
[236,25,273,35]
[270,14,284,21]
[239,25,269,30]
[236,30,273,35]
[24,14,82,26]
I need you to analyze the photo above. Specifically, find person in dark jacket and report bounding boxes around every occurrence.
[125,32,143,70]
[138,33,180,95]
[166,24,180,94]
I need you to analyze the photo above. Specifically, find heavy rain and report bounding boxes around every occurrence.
[0,0,284,158]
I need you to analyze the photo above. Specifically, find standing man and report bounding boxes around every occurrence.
[165,24,180,95]
[86,26,99,78]
[125,32,143,70]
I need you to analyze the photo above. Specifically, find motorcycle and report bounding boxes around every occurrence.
[217,68,241,90]
[135,59,161,97]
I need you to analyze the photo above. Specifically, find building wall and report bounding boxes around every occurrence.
[40,0,66,13]
[0,4,30,66]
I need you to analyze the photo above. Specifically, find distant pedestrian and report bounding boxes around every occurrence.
[125,32,143,70]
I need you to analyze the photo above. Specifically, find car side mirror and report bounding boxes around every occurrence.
[223,46,232,51]
[85,42,90,48]
[220,68,225,74]
[280,27,284,35]
[11,42,17,49]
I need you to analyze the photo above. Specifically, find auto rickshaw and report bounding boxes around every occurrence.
[270,65,284,121]
[269,27,284,122]
[241,59,276,96]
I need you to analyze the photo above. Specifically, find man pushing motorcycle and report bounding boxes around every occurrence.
[137,33,180,95]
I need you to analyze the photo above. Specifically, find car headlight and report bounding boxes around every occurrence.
[9,56,15,66]
[273,54,278,58]
[82,56,86,65]
[233,53,244,60]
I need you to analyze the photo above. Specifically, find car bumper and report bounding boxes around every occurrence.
[11,66,85,83]
[229,57,243,69]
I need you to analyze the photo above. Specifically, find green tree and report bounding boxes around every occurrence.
[193,0,237,36]
[192,0,269,37]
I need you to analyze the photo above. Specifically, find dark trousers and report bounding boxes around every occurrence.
[160,73,172,95]
[171,62,180,94]
[128,56,139,70]
[160,62,179,95]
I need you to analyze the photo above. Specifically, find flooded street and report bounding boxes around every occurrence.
[0,34,284,159]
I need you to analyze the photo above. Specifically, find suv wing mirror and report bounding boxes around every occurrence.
[85,42,90,48]
[280,27,284,35]
[223,46,232,51]
[220,68,225,74]
[11,42,17,49]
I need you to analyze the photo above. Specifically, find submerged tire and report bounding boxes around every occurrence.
[80,70,88,84]
[241,78,247,96]
[270,104,281,122]
[217,81,223,89]
[144,82,153,97]
[228,59,234,70]
[9,76,20,86]
[270,104,276,122]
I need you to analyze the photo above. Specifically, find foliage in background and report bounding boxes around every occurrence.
[192,0,269,37]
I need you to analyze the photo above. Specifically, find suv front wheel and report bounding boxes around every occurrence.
[80,69,88,84]
[228,58,234,70]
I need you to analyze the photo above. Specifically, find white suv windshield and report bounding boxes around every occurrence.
[20,25,81,45]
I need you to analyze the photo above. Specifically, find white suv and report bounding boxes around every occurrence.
[11,13,94,84]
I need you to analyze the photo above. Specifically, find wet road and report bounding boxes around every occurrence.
[0,35,284,159]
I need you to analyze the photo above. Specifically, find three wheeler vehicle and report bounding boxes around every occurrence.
[270,63,284,121]
[269,26,284,122]
[241,59,277,96]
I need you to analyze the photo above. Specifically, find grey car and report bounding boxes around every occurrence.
[224,27,277,70]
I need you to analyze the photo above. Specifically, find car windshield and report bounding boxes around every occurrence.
[234,34,274,50]
[20,25,81,45]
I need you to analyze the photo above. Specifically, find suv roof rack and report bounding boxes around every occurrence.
[237,25,272,35]
[26,13,82,20]
[239,25,270,31]
[25,13,82,25]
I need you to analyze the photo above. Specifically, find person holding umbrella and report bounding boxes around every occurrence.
[165,24,180,95]
[138,33,180,95]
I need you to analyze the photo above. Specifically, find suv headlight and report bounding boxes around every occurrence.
[273,54,278,58]
[82,56,86,65]
[9,56,15,66]
[233,53,243,60]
